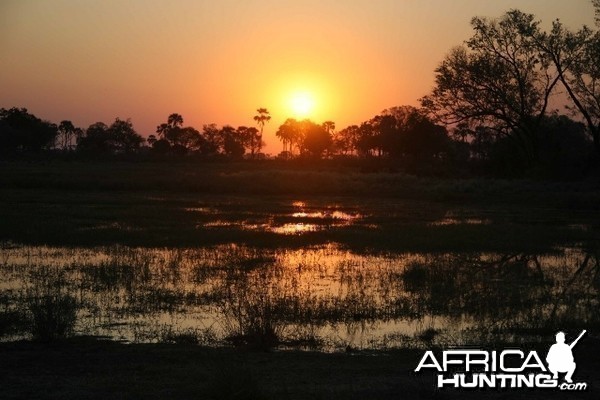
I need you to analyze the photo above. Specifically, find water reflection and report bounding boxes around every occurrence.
[188,200,366,236]
[270,223,319,235]
[429,211,491,226]
[0,243,598,350]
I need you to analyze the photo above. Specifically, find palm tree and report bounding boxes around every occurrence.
[275,124,291,155]
[322,121,335,135]
[157,113,184,144]
[156,123,170,138]
[253,108,271,158]
[167,113,183,128]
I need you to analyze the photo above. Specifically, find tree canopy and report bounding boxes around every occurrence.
[420,10,562,166]
[78,118,143,155]
[0,107,57,154]
[421,5,600,172]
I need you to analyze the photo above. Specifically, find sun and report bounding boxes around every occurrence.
[289,91,315,118]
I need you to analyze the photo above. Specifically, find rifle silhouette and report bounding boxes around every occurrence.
[569,330,586,349]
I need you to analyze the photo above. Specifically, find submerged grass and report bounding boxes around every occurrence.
[28,293,77,342]
[2,243,598,349]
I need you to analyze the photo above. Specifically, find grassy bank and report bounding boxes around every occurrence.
[1,159,600,202]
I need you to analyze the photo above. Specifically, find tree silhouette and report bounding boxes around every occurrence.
[57,120,76,150]
[154,113,205,154]
[78,119,143,155]
[274,119,332,158]
[236,126,260,156]
[174,127,204,154]
[220,125,245,158]
[167,113,183,128]
[532,9,600,154]
[322,121,335,135]
[110,118,144,153]
[147,134,157,147]
[0,107,58,154]
[355,121,378,157]
[333,125,359,155]
[77,122,111,154]
[421,10,562,166]
[201,124,221,155]
[247,127,261,156]
[253,108,270,158]
[157,113,183,140]
[379,106,450,160]
[156,123,169,139]
[57,120,83,150]
[275,118,301,157]
[302,120,331,157]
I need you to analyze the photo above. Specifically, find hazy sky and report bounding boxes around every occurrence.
[0,0,595,153]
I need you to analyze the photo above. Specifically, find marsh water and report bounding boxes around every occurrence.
[1,197,599,350]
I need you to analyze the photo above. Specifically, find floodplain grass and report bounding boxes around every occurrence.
[2,159,600,201]
[1,243,598,350]
[27,293,77,342]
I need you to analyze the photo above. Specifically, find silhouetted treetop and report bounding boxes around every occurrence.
[252,108,270,158]
[78,118,143,155]
[421,10,563,165]
[275,118,328,158]
[532,7,600,153]
[0,107,57,154]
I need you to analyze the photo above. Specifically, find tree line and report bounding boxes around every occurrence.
[0,105,456,165]
[0,108,271,159]
[2,3,600,177]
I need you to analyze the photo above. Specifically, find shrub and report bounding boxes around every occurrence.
[28,293,77,342]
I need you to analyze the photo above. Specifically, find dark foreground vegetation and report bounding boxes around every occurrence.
[1,337,599,400]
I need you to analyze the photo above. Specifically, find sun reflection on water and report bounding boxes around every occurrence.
[190,200,365,235]
[271,223,319,235]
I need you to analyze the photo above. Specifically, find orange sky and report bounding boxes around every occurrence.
[0,0,595,154]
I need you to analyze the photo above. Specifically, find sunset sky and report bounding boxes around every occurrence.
[0,0,595,154]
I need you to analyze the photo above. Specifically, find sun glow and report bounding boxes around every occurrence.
[289,91,315,118]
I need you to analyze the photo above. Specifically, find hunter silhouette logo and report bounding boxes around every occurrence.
[414,329,589,391]
[546,330,586,383]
